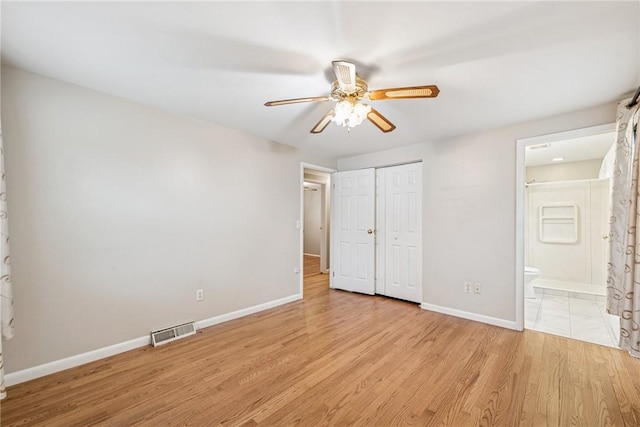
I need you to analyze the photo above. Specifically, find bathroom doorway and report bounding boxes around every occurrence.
[517,124,620,348]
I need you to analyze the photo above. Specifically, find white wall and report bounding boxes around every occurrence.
[526,159,602,183]
[303,185,321,256]
[338,102,617,324]
[1,66,335,373]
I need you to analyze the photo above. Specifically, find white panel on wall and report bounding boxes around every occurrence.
[538,204,578,243]
[527,178,609,293]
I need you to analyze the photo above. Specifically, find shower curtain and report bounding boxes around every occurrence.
[607,96,640,357]
[0,123,14,399]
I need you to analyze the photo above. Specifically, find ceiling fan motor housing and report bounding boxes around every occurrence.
[331,76,368,102]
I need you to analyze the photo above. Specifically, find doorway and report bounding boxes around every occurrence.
[300,163,335,297]
[516,124,620,348]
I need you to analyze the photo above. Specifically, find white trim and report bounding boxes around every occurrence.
[5,335,151,387]
[420,303,518,330]
[515,122,616,333]
[303,253,321,257]
[196,293,301,329]
[6,293,301,387]
[515,135,526,331]
[518,123,615,147]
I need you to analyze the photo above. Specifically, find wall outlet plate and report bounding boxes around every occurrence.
[196,289,204,301]
[464,282,473,293]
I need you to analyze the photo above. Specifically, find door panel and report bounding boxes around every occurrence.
[384,163,422,303]
[331,168,376,295]
[375,169,386,294]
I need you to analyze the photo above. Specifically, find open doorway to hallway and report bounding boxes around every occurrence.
[300,163,335,297]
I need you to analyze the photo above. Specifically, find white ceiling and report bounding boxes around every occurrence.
[525,131,615,167]
[2,1,639,159]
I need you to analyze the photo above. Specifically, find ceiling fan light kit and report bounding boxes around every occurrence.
[265,60,440,134]
[332,100,371,130]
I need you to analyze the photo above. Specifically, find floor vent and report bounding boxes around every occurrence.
[151,321,196,347]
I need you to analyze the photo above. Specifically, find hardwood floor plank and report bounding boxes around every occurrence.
[2,273,640,426]
[303,254,321,277]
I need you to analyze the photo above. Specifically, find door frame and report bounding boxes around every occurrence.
[300,162,336,297]
[515,122,615,331]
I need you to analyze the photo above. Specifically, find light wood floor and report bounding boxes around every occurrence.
[303,254,321,277]
[3,274,640,426]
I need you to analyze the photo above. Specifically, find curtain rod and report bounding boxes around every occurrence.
[628,85,640,109]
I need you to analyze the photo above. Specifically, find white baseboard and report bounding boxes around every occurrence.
[420,302,518,331]
[196,294,301,329]
[6,293,302,387]
[303,253,320,257]
[5,335,151,387]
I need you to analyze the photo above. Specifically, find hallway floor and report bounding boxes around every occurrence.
[525,287,620,348]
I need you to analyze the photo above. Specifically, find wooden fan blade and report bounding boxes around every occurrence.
[265,96,330,107]
[332,60,356,92]
[310,109,335,134]
[368,85,440,101]
[367,108,396,133]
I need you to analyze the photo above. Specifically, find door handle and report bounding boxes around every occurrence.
[367,229,374,234]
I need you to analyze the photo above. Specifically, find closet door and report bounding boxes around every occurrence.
[330,168,376,295]
[384,163,422,303]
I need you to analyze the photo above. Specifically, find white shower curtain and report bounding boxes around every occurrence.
[0,123,14,400]
[607,96,640,357]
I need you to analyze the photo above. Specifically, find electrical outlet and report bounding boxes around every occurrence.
[294,267,300,274]
[196,289,204,301]
[464,282,473,293]
[474,283,481,294]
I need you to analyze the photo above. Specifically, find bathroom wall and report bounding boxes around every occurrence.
[526,179,609,294]
[526,159,602,183]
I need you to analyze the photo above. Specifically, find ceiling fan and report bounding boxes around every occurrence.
[265,60,440,134]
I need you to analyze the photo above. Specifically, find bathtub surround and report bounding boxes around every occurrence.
[526,178,609,295]
[606,97,640,357]
[524,267,539,299]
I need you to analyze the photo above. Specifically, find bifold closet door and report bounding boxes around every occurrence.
[384,163,422,303]
[330,168,376,295]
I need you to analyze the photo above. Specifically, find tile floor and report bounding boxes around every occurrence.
[525,287,620,348]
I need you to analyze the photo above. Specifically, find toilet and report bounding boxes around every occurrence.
[524,266,540,299]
